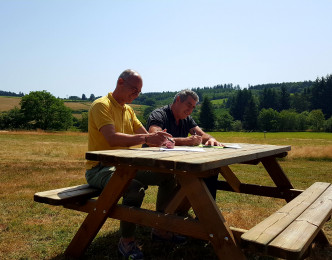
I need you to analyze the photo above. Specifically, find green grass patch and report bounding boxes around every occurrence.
[211,98,227,105]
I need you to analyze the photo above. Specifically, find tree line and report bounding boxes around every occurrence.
[0,90,24,97]
[217,75,332,132]
[195,98,332,133]
[1,74,331,132]
[138,75,332,133]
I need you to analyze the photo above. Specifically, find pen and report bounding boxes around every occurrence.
[167,137,175,143]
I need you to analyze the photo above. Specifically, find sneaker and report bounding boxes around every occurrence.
[151,229,187,244]
[118,239,144,260]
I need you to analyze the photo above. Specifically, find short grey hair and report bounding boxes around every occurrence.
[118,69,140,81]
[173,89,199,104]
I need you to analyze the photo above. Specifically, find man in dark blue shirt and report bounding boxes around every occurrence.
[146,89,224,199]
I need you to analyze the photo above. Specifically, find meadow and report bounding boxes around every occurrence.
[0,96,145,120]
[0,96,21,112]
[0,131,332,259]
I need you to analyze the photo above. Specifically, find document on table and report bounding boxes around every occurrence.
[223,143,242,149]
[160,147,206,152]
[159,143,241,152]
[199,143,242,149]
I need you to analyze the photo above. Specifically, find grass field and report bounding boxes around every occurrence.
[0,96,146,120]
[211,98,227,105]
[0,96,21,112]
[0,131,331,259]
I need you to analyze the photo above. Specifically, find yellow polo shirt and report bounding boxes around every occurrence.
[86,92,143,169]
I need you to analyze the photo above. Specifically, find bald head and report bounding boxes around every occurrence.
[113,69,143,105]
[118,69,142,82]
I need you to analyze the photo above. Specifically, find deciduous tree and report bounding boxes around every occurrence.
[20,91,73,130]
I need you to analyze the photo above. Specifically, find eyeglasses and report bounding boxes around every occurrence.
[123,79,141,96]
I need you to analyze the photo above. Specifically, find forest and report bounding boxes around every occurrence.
[0,74,331,132]
[134,75,332,132]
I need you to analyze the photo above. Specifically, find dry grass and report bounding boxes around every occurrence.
[0,131,331,259]
[288,145,332,160]
[0,96,21,112]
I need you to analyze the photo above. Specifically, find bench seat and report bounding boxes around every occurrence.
[34,184,101,206]
[241,182,332,259]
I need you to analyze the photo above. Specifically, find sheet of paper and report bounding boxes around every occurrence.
[199,145,224,149]
[160,147,206,152]
[199,144,242,149]
[224,144,242,149]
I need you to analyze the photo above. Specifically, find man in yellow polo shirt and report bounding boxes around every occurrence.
[86,69,177,260]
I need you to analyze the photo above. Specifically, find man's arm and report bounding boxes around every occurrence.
[148,125,201,146]
[100,124,172,147]
[190,126,223,146]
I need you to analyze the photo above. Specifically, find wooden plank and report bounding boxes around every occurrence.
[268,184,332,259]
[85,144,291,173]
[219,166,241,192]
[175,152,271,172]
[261,156,294,201]
[241,182,330,249]
[216,180,303,199]
[63,200,248,245]
[177,174,246,260]
[34,184,100,205]
[64,167,137,258]
[164,187,191,215]
[111,206,248,247]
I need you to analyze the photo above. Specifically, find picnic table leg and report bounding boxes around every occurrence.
[165,186,191,215]
[177,174,246,260]
[261,157,294,201]
[64,167,137,258]
[220,166,242,192]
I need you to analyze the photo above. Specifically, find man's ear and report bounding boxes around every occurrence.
[118,78,124,85]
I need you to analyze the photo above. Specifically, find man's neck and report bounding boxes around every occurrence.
[112,90,125,107]
[170,103,180,125]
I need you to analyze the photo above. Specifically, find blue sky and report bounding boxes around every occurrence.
[1,0,331,98]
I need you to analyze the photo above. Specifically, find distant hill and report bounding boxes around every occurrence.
[0,96,21,112]
[0,96,146,119]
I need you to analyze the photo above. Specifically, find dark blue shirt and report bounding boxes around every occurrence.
[146,105,197,137]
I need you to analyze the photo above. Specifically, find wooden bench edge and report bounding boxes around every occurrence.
[34,184,101,206]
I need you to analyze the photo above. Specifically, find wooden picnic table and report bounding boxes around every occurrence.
[34,143,332,259]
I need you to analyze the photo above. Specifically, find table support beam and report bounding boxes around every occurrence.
[177,174,246,260]
[64,167,137,258]
[220,166,242,192]
[261,157,294,201]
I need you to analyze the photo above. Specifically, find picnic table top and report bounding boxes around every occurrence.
[86,143,291,172]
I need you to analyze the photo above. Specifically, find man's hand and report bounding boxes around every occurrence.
[204,137,224,147]
[146,130,173,147]
[165,139,175,149]
[187,135,202,146]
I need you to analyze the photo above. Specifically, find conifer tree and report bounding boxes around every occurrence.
[279,85,290,111]
[199,97,215,131]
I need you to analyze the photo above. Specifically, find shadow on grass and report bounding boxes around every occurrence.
[49,225,332,260]
[50,225,219,260]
